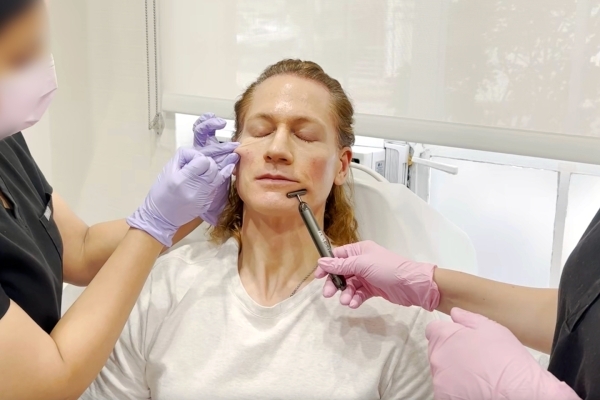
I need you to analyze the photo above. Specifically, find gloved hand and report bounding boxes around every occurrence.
[315,240,440,311]
[192,113,239,225]
[426,308,581,400]
[127,146,236,247]
[193,112,226,147]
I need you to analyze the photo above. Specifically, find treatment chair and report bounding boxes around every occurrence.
[349,164,477,275]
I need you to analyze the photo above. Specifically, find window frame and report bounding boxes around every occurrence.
[416,144,600,287]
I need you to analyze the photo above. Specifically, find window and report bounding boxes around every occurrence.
[429,156,557,287]
[175,114,236,148]
[422,145,600,287]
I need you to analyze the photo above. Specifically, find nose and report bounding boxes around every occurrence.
[264,126,293,165]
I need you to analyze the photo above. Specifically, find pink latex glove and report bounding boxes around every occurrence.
[426,308,580,400]
[315,240,440,311]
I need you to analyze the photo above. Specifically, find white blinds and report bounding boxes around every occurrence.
[160,0,600,164]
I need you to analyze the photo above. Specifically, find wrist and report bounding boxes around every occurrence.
[431,267,458,314]
[421,264,440,311]
[126,208,177,247]
[126,227,166,250]
[397,261,440,311]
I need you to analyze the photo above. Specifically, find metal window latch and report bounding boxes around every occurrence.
[409,156,459,175]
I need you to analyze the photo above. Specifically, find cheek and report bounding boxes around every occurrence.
[307,156,338,191]
[235,146,252,171]
[234,145,257,187]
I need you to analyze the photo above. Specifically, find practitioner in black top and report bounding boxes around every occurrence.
[0,1,239,399]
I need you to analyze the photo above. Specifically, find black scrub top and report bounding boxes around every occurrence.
[0,132,63,334]
[549,208,600,399]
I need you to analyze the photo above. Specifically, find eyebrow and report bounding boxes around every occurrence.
[248,113,325,128]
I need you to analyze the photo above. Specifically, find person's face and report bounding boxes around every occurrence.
[235,74,352,219]
[0,1,47,78]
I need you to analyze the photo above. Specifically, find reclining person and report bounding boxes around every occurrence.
[82,59,436,400]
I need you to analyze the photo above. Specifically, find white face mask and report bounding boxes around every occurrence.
[0,55,58,140]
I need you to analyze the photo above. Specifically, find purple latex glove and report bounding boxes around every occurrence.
[127,146,237,247]
[426,308,581,400]
[193,112,226,147]
[192,113,240,225]
[315,240,440,311]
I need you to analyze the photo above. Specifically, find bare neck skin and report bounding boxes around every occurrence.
[238,207,324,306]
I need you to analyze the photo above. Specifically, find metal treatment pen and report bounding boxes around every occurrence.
[287,189,347,291]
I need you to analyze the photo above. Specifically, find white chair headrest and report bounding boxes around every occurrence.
[349,166,477,274]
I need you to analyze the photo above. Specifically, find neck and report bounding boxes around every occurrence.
[238,208,324,306]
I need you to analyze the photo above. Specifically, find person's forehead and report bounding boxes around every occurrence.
[247,75,333,122]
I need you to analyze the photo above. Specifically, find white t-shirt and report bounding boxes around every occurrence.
[82,239,436,400]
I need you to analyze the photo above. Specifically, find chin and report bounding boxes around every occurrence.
[242,191,299,218]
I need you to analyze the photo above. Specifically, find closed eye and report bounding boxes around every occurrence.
[250,129,273,138]
[294,131,317,143]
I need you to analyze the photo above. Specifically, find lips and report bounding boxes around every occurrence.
[256,173,298,183]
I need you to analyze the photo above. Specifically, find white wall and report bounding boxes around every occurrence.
[22,0,176,225]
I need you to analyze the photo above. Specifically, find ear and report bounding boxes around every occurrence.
[334,147,352,186]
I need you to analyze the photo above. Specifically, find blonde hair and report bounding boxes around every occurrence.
[209,59,359,246]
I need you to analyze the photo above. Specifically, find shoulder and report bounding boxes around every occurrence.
[348,300,436,399]
[1,132,29,152]
[0,133,35,166]
[144,238,238,307]
[0,133,51,197]
[125,238,239,355]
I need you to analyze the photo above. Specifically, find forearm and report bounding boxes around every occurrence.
[71,218,202,285]
[0,229,163,400]
[51,229,162,398]
[76,219,128,284]
[434,268,558,353]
